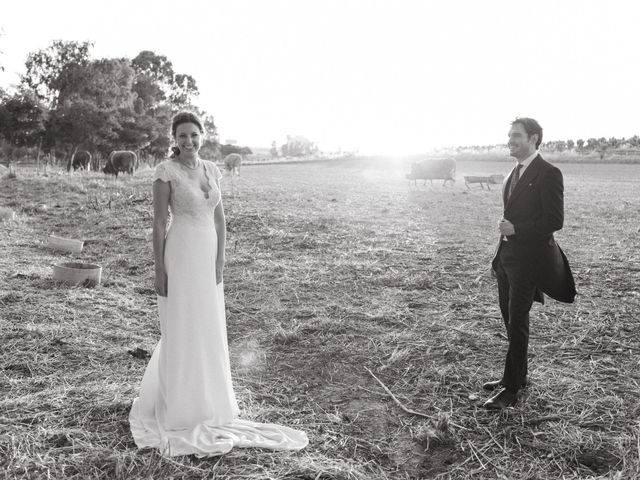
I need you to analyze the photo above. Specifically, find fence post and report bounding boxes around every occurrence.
[36,137,43,175]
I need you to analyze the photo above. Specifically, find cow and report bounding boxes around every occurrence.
[103,151,137,178]
[223,153,243,197]
[406,158,456,186]
[223,153,242,176]
[71,151,92,171]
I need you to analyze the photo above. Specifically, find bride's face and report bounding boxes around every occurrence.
[175,122,203,156]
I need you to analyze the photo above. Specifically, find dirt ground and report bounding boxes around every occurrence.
[1,158,639,479]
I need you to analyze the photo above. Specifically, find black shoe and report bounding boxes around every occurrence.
[482,376,528,391]
[483,387,518,410]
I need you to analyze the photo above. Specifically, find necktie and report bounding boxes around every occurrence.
[508,164,523,200]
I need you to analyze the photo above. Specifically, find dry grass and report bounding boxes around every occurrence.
[1,158,639,479]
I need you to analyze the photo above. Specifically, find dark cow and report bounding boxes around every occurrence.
[71,151,92,171]
[406,158,456,186]
[103,151,137,178]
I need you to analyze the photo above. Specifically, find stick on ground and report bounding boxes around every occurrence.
[365,366,433,420]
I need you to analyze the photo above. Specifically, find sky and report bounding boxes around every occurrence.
[1,0,639,155]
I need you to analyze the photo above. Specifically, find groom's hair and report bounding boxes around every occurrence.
[512,117,543,149]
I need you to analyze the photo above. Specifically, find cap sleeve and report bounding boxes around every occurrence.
[210,162,222,181]
[153,162,172,183]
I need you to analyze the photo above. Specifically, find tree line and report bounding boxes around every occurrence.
[455,135,640,160]
[0,40,223,168]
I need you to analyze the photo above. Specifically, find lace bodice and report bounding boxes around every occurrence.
[154,160,222,226]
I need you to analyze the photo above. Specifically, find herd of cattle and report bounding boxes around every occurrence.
[71,150,137,177]
[70,151,243,178]
[406,158,508,189]
[69,152,496,189]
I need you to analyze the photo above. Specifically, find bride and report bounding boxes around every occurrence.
[129,111,308,456]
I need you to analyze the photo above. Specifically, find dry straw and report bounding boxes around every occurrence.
[0,161,638,479]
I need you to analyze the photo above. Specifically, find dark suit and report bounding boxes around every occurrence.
[491,154,576,390]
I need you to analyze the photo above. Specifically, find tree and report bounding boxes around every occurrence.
[0,89,47,148]
[60,58,135,110]
[586,138,599,151]
[131,50,174,112]
[566,139,574,151]
[202,114,217,139]
[112,115,154,153]
[130,50,199,112]
[41,57,139,164]
[129,50,205,161]
[282,135,318,156]
[14,45,217,166]
[220,144,251,156]
[596,137,609,160]
[21,40,93,107]
[0,27,5,73]
[197,113,219,160]
[270,141,278,158]
[170,73,199,109]
[139,103,173,162]
[0,89,47,170]
[47,98,118,170]
[576,139,584,152]
[131,51,174,85]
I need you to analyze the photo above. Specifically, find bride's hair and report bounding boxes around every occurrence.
[170,111,205,158]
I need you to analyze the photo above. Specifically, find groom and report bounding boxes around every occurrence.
[484,117,576,410]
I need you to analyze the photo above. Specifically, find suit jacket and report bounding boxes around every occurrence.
[491,155,576,304]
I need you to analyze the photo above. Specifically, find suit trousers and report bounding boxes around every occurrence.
[495,240,537,391]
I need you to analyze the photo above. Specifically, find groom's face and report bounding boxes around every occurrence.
[508,123,537,161]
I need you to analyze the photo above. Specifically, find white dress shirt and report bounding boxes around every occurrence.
[514,150,538,177]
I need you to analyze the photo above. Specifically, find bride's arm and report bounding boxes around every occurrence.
[153,179,170,296]
[214,199,226,284]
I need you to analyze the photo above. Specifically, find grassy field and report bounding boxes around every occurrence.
[1,158,639,479]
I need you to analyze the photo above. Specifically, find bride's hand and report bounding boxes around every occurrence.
[216,262,224,285]
[155,271,168,297]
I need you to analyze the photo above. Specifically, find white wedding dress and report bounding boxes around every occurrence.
[129,159,308,457]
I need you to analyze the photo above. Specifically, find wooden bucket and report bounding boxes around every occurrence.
[53,262,102,286]
[463,176,488,184]
[48,235,84,253]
